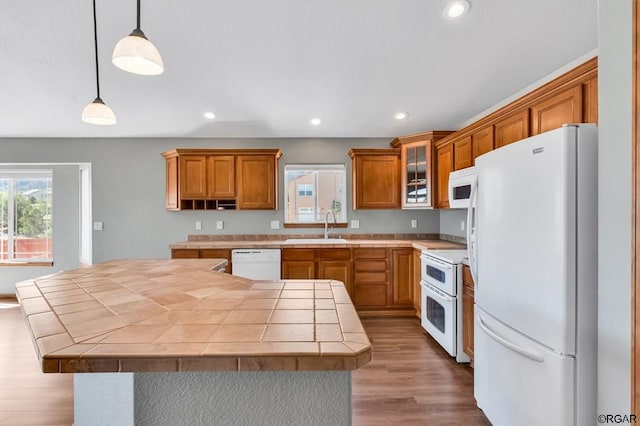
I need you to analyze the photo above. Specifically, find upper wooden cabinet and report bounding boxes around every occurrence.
[471,125,494,164]
[495,109,530,148]
[530,85,583,135]
[390,131,453,209]
[349,149,401,209]
[236,155,278,210]
[435,144,453,209]
[454,136,473,170]
[161,149,282,211]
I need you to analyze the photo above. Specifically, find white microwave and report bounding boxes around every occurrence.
[448,166,476,209]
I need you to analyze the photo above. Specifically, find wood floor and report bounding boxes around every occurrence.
[1,301,488,425]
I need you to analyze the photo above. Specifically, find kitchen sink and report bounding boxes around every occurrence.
[284,238,348,244]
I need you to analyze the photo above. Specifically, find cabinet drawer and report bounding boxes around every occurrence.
[354,271,388,283]
[318,248,351,261]
[354,260,387,272]
[354,285,388,308]
[200,249,231,259]
[171,249,200,259]
[282,249,316,261]
[462,265,474,287]
[353,248,387,259]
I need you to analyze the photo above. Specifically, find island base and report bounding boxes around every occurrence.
[75,370,352,425]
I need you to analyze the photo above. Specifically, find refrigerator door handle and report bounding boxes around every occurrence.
[477,315,545,363]
[466,175,478,284]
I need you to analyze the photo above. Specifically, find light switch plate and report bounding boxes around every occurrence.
[195,221,202,230]
[270,220,280,229]
[460,220,465,231]
[411,219,418,228]
[93,221,103,231]
[350,219,360,229]
[216,221,224,230]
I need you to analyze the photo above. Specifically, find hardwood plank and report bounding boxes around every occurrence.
[353,317,489,425]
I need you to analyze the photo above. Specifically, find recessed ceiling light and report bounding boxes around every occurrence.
[394,112,409,120]
[443,0,470,19]
[204,112,216,120]
[310,117,322,126]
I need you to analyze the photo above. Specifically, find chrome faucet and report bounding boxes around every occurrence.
[324,210,337,239]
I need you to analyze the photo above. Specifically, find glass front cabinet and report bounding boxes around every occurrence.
[391,131,454,209]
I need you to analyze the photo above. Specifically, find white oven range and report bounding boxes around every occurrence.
[420,249,470,363]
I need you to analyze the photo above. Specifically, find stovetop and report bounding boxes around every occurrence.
[421,249,468,264]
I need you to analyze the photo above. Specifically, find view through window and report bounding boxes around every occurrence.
[284,164,346,224]
[0,171,53,262]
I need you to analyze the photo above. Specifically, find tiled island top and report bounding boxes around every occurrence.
[16,259,371,374]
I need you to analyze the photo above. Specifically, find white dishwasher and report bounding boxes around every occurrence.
[231,249,281,280]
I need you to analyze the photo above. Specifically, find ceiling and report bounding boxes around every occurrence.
[0,1,597,139]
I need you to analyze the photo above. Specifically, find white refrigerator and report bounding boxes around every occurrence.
[467,124,597,426]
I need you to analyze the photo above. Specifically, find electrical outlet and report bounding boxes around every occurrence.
[195,221,202,230]
[350,219,360,229]
[93,221,103,231]
[460,220,465,231]
[270,220,280,229]
[216,221,224,230]
[411,219,418,228]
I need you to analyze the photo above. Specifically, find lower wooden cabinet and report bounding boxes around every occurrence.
[412,249,422,318]
[462,265,474,361]
[391,248,413,307]
[171,248,232,273]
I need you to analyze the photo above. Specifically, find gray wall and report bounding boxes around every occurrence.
[0,165,80,294]
[0,137,440,293]
[439,209,468,239]
[598,0,632,415]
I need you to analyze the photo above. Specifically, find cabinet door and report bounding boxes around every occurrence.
[454,136,472,170]
[179,156,207,199]
[495,110,530,148]
[282,261,315,279]
[352,153,400,209]
[436,144,453,208]
[401,141,432,208]
[200,249,232,274]
[531,85,583,135]
[318,260,353,297]
[472,125,494,163]
[462,265,474,359]
[391,248,413,307]
[165,156,179,210]
[412,249,422,317]
[207,156,235,198]
[462,284,475,360]
[236,155,276,209]
[171,249,200,259]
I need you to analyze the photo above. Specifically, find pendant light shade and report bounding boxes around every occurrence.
[82,0,116,125]
[112,0,164,75]
[82,97,117,125]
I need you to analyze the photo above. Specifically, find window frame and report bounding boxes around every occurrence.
[0,170,53,265]
[283,164,348,228]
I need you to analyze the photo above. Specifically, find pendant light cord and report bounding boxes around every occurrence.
[136,0,141,30]
[92,0,101,100]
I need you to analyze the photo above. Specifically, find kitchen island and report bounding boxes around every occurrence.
[15,259,370,425]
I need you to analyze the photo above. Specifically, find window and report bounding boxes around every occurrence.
[284,164,346,224]
[0,171,53,262]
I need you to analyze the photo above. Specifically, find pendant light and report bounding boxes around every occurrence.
[82,0,116,125]
[112,0,164,76]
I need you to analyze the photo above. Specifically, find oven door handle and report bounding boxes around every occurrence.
[423,257,454,270]
[477,315,544,363]
[422,283,453,302]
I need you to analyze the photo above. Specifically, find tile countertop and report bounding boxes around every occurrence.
[169,239,466,250]
[15,259,371,374]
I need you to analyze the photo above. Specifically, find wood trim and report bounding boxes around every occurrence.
[162,148,282,159]
[435,56,598,149]
[390,130,454,147]
[0,262,53,267]
[348,148,400,158]
[633,0,639,414]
